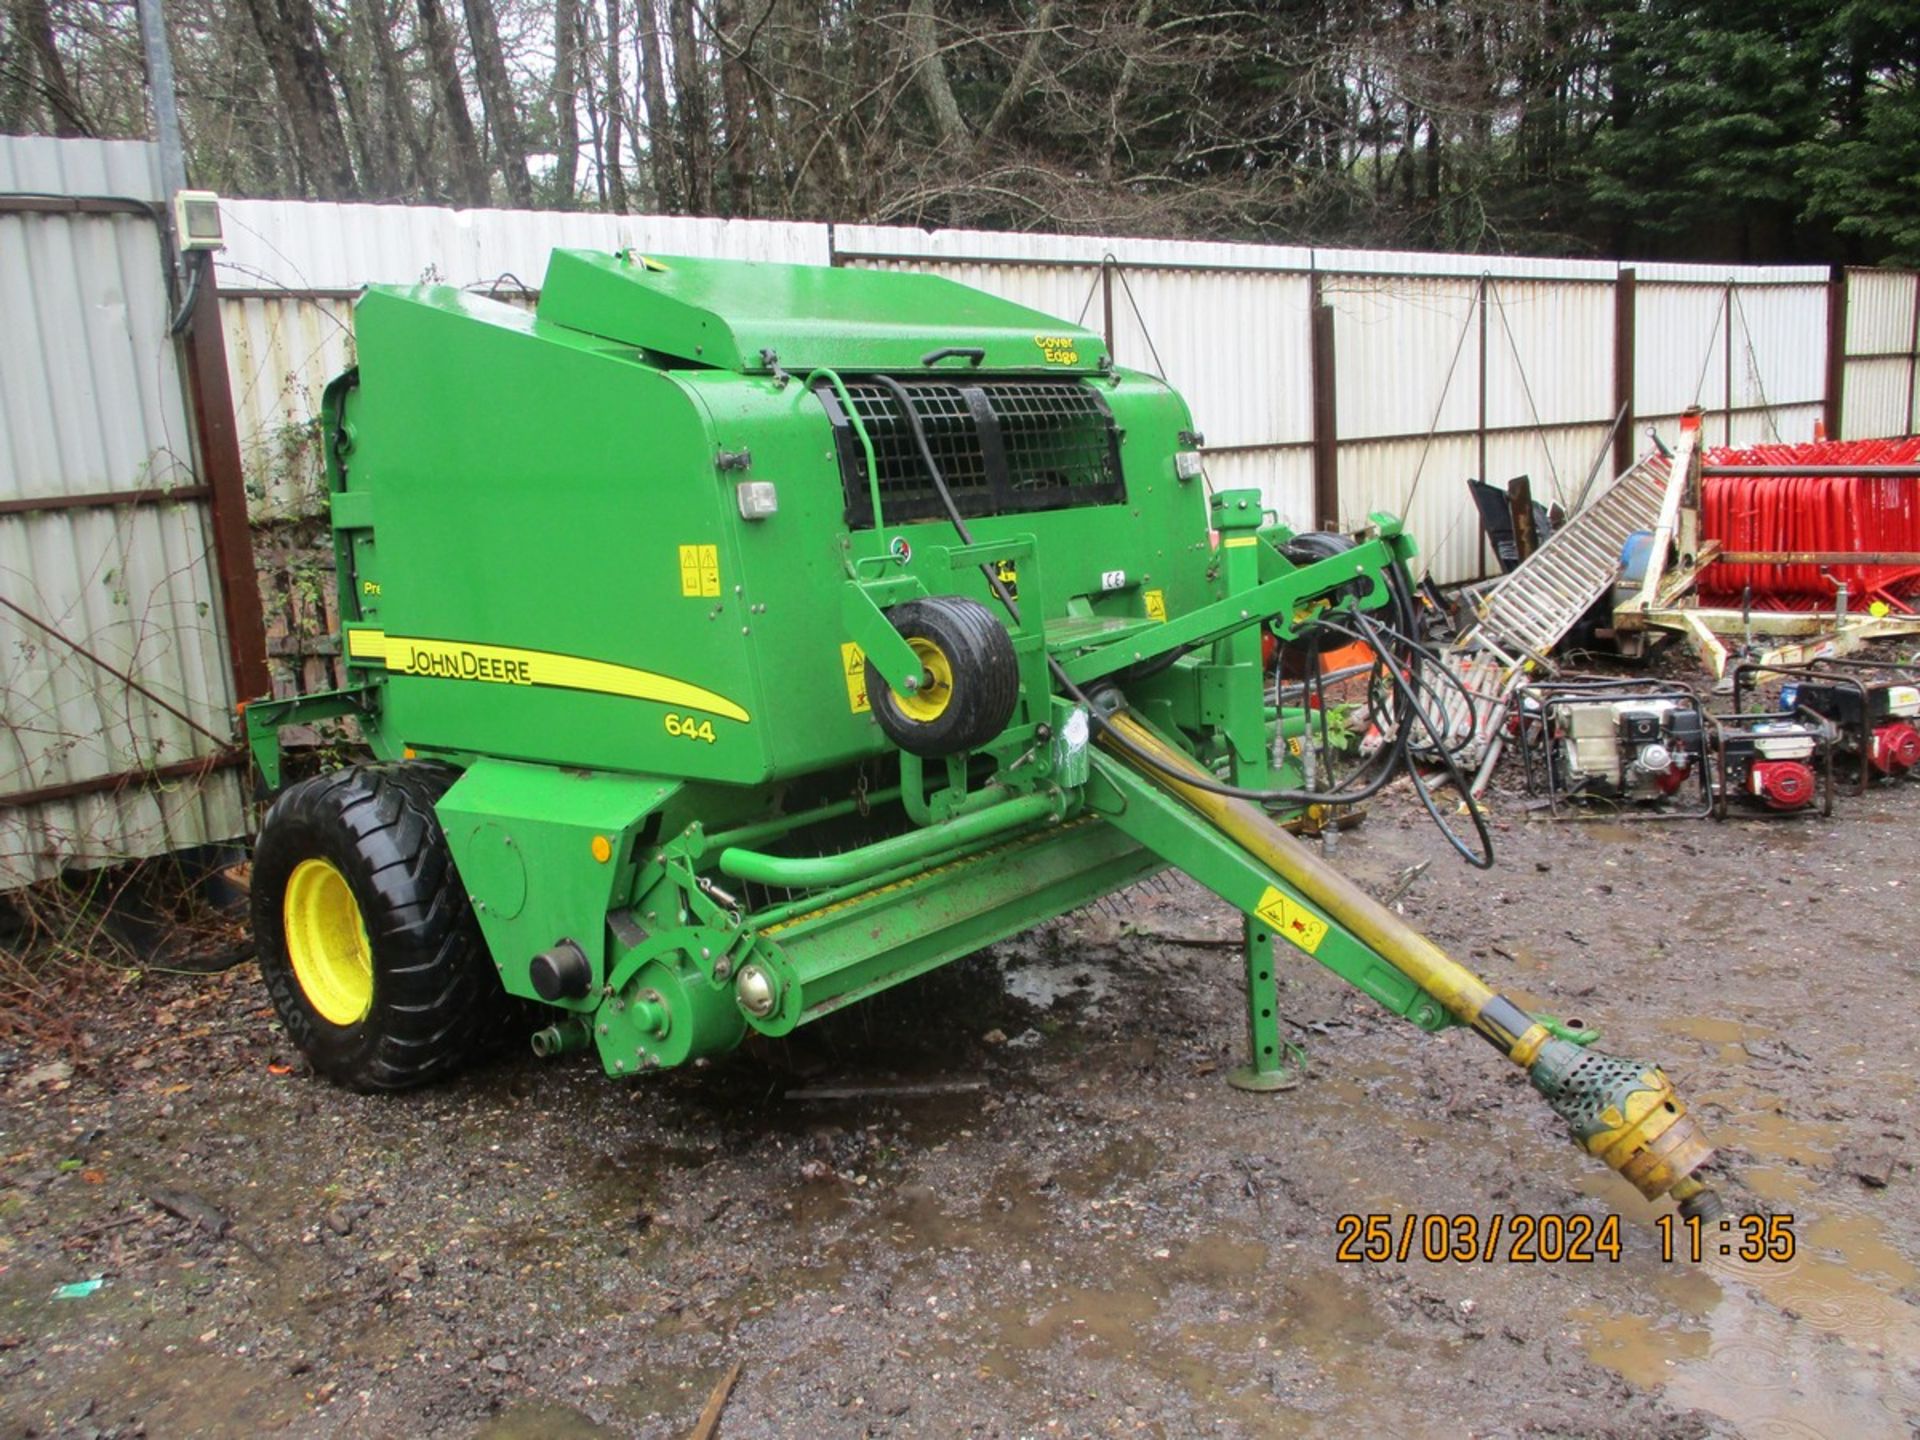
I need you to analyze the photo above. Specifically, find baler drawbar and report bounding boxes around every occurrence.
[245,248,1716,1217]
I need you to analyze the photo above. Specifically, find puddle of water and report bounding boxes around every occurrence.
[1574,1199,1920,1438]
[1574,1058,1920,1438]
[992,1284,1161,1357]
[469,1401,616,1438]
[1805,1213,1917,1288]
[1667,1272,1916,1439]
[1694,1090,1838,1171]
[1000,956,1112,1011]
[30,1343,314,1438]
[1581,824,1641,844]
[1576,1307,1712,1388]
[1663,1015,1753,1047]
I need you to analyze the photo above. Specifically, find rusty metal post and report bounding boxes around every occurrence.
[1507,475,1539,562]
[1308,270,1338,530]
[180,256,272,705]
[1613,267,1636,477]
[1825,264,1849,441]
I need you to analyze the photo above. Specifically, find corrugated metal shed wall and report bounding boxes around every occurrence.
[0,137,246,888]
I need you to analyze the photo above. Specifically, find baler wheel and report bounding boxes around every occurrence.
[867,596,1019,758]
[252,762,501,1091]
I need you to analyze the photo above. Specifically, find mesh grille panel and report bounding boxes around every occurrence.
[822,378,1124,527]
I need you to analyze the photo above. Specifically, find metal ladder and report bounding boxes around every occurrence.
[1426,452,1678,765]
[1471,452,1676,660]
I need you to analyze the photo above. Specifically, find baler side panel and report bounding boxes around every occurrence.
[337,287,774,783]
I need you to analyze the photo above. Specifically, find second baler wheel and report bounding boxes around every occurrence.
[867,596,1020,757]
[251,762,506,1091]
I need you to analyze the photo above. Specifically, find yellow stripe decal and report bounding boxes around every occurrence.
[347,629,750,723]
[1222,536,1258,549]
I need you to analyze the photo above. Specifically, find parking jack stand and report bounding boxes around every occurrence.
[1228,916,1306,1091]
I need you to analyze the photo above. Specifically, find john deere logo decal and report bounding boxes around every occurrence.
[345,628,750,723]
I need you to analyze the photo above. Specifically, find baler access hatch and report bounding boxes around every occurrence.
[819,377,1125,527]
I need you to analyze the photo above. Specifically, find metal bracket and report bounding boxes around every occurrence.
[242,683,378,793]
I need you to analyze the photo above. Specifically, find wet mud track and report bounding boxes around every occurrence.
[3,783,1918,1438]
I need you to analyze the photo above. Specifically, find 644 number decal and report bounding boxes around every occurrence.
[665,712,717,744]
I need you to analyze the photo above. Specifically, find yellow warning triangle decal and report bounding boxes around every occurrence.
[1254,886,1328,955]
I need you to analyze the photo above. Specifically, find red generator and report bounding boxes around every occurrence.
[1710,712,1833,818]
[1733,660,1920,796]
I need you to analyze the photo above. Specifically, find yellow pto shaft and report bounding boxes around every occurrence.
[1102,711,1717,1215]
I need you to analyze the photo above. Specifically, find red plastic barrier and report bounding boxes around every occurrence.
[1699,437,1920,609]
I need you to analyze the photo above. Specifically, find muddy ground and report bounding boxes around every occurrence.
[3,759,1919,1438]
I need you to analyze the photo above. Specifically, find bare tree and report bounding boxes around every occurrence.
[461,0,531,205]
[602,0,628,208]
[238,0,358,195]
[6,0,92,135]
[632,0,677,209]
[552,0,580,202]
[417,0,490,204]
[666,0,710,213]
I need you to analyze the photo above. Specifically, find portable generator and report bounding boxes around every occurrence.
[1711,714,1832,817]
[1514,681,1711,817]
[242,249,1716,1216]
[1780,679,1920,780]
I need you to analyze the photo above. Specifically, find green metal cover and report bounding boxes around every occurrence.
[536,249,1110,375]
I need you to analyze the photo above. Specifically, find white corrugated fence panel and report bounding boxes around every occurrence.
[0,135,162,200]
[1340,435,1484,585]
[1728,283,1826,411]
[0,138,245,888]
[1329,276,1480,440]
[1202,449,1315,533]
[833,224,1316,275]
[1323,247,1614,283]
[1481,279,1614,432]
[1635,283,1731,416]
[835,226,1316,452]
[216,199,831,292]
[1843,359,1913,440]
[837,251,1103,342]
[1846,270,1916,355]
[222,295,357,520]
[1103,266,1313,450]
[1631,262,1828,286]
[1842,270,1917,439]
[1481,425,1618,516]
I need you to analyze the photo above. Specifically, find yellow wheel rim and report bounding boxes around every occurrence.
[283,858,374,1026]
[895,636,954,722]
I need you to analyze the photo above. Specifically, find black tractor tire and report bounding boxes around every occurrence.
[251,761,502,1091]
[866,595,1020,758]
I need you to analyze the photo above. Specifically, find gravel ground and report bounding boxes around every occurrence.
[3,766,1918,1438]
